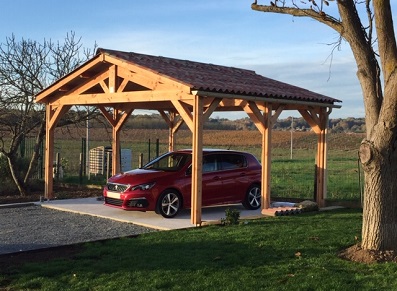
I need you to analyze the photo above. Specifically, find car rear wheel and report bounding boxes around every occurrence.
[157,190,182,218]
[242,184,261,210]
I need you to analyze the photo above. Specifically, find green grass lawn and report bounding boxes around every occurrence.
[3,209,397,290]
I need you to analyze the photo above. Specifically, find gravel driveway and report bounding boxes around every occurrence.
[0,204,156,255]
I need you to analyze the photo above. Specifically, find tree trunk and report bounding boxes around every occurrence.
[24,118,46,184]
[360,138,397,251]
[7,155,28,197]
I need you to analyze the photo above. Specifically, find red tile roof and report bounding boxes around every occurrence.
[98,48,341,105]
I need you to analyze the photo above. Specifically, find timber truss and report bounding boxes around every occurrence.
[36,49,340,225]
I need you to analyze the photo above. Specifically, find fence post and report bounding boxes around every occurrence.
[20,135,26,158]
[55,152,61,180]
[148,139,151,162]
[81,138,86,176]
[156,138,159,158]
[79,153,83,185]
[139,153,144,168]
[106,151,111,180]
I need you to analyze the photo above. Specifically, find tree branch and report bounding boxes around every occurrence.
[251,3,343,33]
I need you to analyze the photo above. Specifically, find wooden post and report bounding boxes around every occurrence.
[191,95,203,225]
[44,104,71,199]
[316,108,329,208]
[299,108,330,208]
[261,103,272,210]
[112,109,121,175]
[44,105,55,199]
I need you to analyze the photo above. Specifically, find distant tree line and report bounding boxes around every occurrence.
[91,113,365,133]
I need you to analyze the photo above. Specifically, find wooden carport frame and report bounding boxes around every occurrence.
[36,49,341,225]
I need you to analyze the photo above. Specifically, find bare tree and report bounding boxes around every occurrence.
[251,1,397,253]
[0,32,96,196]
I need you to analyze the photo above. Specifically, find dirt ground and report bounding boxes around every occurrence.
[0,187,396,268]
[0,185,102,205]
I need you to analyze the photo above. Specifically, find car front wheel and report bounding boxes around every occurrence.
[242,184,261,210]
[157,190,182,218]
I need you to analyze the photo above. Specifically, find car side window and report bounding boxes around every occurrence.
[203,154,218,173]
[220,154,247,170]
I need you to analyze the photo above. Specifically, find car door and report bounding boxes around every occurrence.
[217,153,249,203]
[201,154,223,206]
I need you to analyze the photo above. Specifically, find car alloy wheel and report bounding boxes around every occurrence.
[243,184,261,210]
[157,190,182,218]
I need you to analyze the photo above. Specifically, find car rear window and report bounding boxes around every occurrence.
[220,154,247,170]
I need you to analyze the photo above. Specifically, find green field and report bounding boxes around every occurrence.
[51,129,363,203]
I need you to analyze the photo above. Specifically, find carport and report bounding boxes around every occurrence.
[35,48,341,225]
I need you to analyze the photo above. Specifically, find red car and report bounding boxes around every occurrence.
[103,149,262,218]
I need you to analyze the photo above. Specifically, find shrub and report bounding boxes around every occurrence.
[221,208,241,225]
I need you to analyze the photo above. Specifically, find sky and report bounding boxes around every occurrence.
[1,0,390,120]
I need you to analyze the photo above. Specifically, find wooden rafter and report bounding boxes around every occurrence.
[103,54,191,93]
[36,54,104,103]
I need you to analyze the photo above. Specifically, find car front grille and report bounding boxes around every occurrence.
[105,197,123,207]
[106,183,129,193]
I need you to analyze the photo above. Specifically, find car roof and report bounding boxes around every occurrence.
[174,149,248,155]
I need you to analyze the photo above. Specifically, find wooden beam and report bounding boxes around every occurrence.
[171,100,194,132]
[270,105,285,125]
[98,106,117,127]
[243,101,265,134]
[109,65,117,93]
[99,80,109,93]
[299,109,321,134]
[203,98,222,121]
[50,90,193,106]
[117,78,129,93]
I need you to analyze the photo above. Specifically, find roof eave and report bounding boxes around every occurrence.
[192,90,342,109]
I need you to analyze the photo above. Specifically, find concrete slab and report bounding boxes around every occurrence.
[39,198,264,230]
[38,198,341,230]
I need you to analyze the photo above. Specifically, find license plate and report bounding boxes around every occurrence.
[107,191,121,199]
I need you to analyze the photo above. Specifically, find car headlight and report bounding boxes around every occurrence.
[131,182,156,191]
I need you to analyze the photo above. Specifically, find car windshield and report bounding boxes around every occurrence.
[142,152,191,171]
